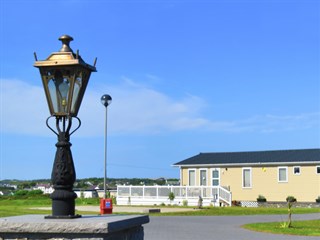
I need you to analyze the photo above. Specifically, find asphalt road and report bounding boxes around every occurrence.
[144,214,320,240]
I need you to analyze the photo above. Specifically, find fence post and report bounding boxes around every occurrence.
[143,185,145,199]
[186,186,188,198]
[156,185,159,199]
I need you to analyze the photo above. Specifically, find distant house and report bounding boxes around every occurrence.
[173,149,320,203]
[74,189,98,198]
[33,184,54,194]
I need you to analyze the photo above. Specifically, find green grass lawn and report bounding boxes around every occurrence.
[0,196,99,217]
[1,196,320,217]
[243,219,320,236]
[152,206,320,216]
[0,196,51,217]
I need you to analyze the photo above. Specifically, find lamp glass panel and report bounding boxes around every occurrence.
[48,78,58,113]
[71,73,82,114]
[47,70,71,114]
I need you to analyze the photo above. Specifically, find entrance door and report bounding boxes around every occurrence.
[200,169,207,197]
[200,169,207,186]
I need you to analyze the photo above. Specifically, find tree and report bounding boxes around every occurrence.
[286,196,296,228]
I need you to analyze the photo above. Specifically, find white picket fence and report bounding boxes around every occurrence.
[117,185,232,207]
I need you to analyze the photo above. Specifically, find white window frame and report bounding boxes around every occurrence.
[211,168,220,186]
[293,166,301,175]
[278,167,288,183]
[199,168,208,186]
[188,169,196,186]
[242,167,252,188]
[316,166,320,175]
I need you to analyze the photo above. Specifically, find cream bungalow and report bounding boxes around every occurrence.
[173,149,320,203]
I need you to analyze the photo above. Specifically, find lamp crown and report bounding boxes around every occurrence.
[59,35,74,53]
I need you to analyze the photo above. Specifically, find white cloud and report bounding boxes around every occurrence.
[221,113,320,133]
[79,78,210,136]
[0,79,49,135]
[1,78,319,137]
[0,78,209,137]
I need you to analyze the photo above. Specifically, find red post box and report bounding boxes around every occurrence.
[100,198,113,214]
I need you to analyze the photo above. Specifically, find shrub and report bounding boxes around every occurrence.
[111,195,117,205]
[168,192,175,202]
[14,190,29,196]
[257,195,267,202]
[316,196,320,203]
[286,196,297,203]
[28,190,43,195]
[182,200,188,207]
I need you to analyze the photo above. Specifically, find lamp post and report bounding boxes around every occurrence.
[101,94,112,199]
[99,94,113,215]
[34,35,97,218]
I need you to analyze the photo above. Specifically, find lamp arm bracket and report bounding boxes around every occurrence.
[46,116,59,136]
[69,116,81,136]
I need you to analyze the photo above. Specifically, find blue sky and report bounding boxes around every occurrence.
[0,0,319,180]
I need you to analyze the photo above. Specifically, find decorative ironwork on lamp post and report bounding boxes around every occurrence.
[34,35,96,218]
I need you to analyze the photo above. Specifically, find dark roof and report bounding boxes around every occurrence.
[174,149,320,166]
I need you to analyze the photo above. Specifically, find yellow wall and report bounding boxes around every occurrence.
[180,165,320,202]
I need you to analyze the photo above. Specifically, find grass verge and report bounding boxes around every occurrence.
[0,196,100,217]
[243,219,320,236]
[151,206,320,216]
[1,196,319,217]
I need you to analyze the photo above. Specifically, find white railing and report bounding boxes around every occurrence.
[117,185,232,207]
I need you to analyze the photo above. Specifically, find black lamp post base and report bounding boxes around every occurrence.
[45,198,81,219]
[45,214,82,219]
[47,190,80,219]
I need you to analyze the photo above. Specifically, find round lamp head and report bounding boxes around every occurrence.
[101,94,112,107]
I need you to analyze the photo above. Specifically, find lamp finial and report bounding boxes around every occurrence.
[59,35,74,52]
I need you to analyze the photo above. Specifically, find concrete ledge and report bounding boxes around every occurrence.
[0,214,149,240]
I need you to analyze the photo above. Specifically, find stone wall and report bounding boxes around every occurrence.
[258,202,320,208]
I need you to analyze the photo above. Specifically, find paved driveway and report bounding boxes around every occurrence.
[144,214,320,240]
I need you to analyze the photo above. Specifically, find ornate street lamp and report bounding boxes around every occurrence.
[34,35,96,218]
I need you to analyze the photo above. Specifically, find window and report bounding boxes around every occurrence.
[293,166,300,175]
[317,166,320,174]
[242,168,252,188]
[200,169,207,186]
[212,169,220,186]
[188,169,196,186]
[278,167,288,182]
